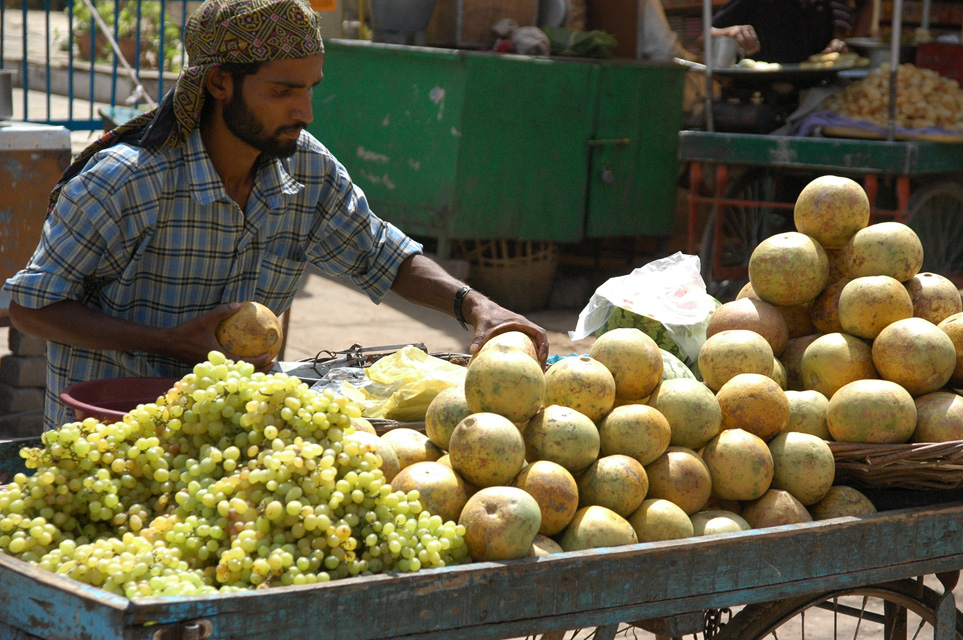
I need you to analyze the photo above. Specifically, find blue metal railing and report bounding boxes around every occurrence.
[2,0,189,130]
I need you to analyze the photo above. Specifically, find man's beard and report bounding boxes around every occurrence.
[223,89,302,159]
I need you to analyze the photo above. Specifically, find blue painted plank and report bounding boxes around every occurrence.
[0,438,40,479]
[0,618,43,639]
[0,553,128,640]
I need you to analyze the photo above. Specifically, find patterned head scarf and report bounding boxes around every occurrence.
[153,0,324,147]
[48,0,324,212]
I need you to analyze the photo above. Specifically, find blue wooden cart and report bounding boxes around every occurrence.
[3,434,963,640]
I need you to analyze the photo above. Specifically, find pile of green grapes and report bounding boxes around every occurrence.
[0,352,469,597]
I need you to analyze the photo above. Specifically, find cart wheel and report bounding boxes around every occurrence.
[698,169,795,302]
[533,623,622,640]
[906,181,963,284]
[711,579,963,639]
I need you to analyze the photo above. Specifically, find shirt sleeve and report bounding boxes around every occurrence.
[303,155,423,304]
[641,0,693,61]
[3,152,131,310]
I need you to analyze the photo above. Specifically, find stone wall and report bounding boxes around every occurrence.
[0,327,45,438]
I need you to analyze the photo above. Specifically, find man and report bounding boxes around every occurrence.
[3,0,548,430]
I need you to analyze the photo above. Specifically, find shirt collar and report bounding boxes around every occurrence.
[185,128,305,210]
[259,147,306,211]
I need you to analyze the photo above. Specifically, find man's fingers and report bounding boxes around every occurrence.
[469,336,485,356]
[211,302,243,322]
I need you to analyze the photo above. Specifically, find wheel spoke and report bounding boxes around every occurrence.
[815,601,887,624]
[699,169,795,301]
[916,194,962,272]
[907,183,963,280]
[851,595,868,639]
[712,579,963,640]
[834,597,839,639]
[910,617,926,640]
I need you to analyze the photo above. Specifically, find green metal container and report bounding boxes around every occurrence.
[309,40,686,252]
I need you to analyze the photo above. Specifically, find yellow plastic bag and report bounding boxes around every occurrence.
[351,346,467,422]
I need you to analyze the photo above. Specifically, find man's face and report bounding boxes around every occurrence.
[223,53,325,159]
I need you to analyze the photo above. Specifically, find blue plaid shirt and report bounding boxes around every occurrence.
[4,128,422,430]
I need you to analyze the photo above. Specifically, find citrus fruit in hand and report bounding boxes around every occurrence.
[215,301,283,359]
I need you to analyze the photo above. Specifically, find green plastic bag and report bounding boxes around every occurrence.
[541,26,618,58]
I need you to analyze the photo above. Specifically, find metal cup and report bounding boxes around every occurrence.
[711,36,740,68]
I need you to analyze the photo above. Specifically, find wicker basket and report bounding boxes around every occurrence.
[369,418,428,436]
[829,440,963,491]
[454,239,559,313]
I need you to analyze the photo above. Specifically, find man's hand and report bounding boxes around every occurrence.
[822,39,848,53]
[7,299,274,371]
[713,25,760,56]
[463,292,550,365]
[167,303,275,371]
[389,253,551,365]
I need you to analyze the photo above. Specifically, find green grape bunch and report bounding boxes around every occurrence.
[0,351,469,597]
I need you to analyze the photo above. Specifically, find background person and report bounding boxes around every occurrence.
[636,0,760,121]
[641,0,761,62]
[712,0,849,63]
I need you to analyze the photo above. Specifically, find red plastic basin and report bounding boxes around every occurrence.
[59,376,180,422]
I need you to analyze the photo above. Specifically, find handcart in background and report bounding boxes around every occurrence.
[682,0,963,301]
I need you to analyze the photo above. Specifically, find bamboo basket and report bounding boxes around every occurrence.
[829,440,963,491]
[453,239,559,313]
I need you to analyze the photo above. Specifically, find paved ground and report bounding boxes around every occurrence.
[281,268,595,361]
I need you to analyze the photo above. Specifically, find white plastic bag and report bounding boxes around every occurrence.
[570,252,720,363]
